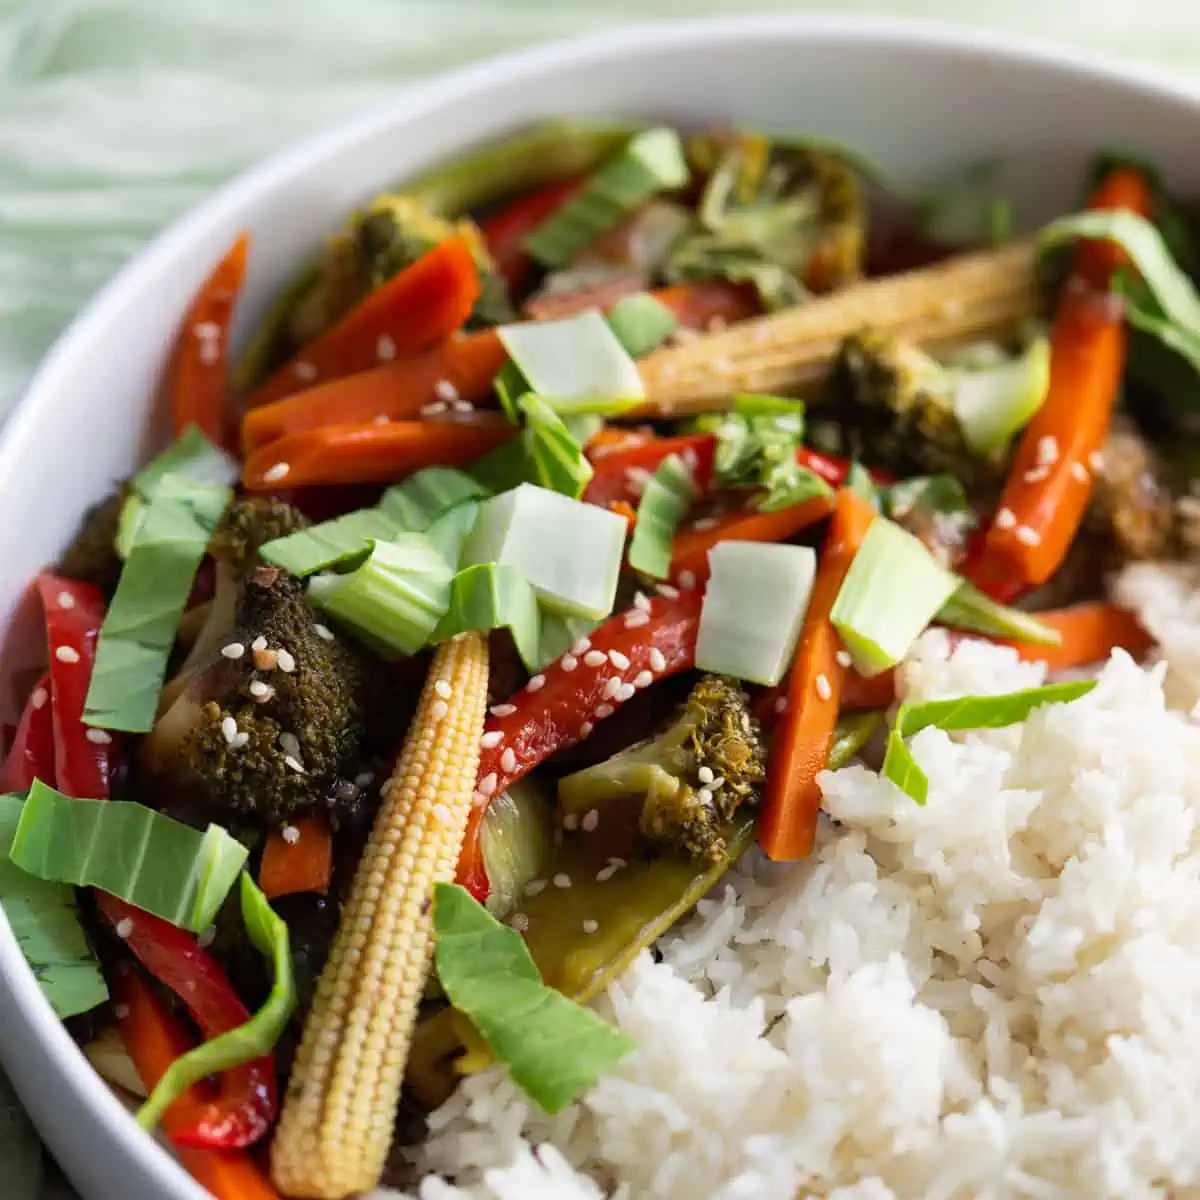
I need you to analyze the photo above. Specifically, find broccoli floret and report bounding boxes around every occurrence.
[141,567,370,825]
[820,332,1006,491]
[556,676,767,862]
[211,496,310,576]
[57,483,129,594]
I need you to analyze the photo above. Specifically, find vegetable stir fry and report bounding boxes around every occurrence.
[4,120,1197,1199]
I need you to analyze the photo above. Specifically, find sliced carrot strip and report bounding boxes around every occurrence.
[258,815,333,899]
[243,417,513,490]
[996,600,1152,668]
[245,237,480,409]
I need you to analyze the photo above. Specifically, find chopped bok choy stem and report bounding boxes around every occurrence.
[695,541,817,686]
[434,563,542,672]
[937,579,1063,646]
[628,453,698,580]
[380,467,490,531]
[607,293,681,357]
[830,519,957,676]
[951,336,1051,455]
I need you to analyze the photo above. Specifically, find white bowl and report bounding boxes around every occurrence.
[2,14,1200,1199]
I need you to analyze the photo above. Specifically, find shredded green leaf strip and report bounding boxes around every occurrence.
[261,508,400,577]
[137,875,296,1133]
[132,426,239,500]
[937,580,1062,648]
[606,293,680,358]
[380,468,490,532]
[10,782,248,933]
[84,476,232,733]
[0,794,107,1020]
[434,564,542,671]
[882,680,1097,804]
[628,453,697,580]
[433,881,635,1113]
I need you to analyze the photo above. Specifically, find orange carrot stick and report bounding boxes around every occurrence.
[170,233,249,446]
[243,416,514,490]
[1074,167,1156,288]
[758,489,876,861]
[670,494,834,584]
[995,600,1151,668]
[241,330,507,454]
[258,815,333,899]
[116,970,281,1200]
[971,168,1152,594]
[245,236,480,409]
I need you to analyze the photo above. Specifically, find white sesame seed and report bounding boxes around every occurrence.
[563,812,579,830]
[420,401,448,417]
[196,927,216,949]
[561,654,579,672]
[1088,450,1105,473]
[649,648,667,673]
[220,716,239,745]
[681,447,699,472]
[30,687,48,710]
[279,731,301,759]
[582,919,599,934]
[1036,435,1059,466]
[774,695,788,715]
[553,873,572,889]
[994,507,1017,531]
[276,648,296,674]
[197,340,220,366]
[710,777,725,790]
[835,650,852,669]
[579,721,594,738]
[376,334,397,362]
[55,645,80,664]
[313,623,335,642]
[221,642,245,659]
[85,728,112,745]
[815,673,833,701]
[656,583,680,599]
[354,772,374,788]
[251,636,267,652]
[624,610,650,629]
[480,731,504,749]
[594,704,615,719]
[284,755,306,774]
[633,592,651,612]
[434,379,460,403]
[596,866,616,882]
[584,650,607,668]
[633,669,654,689]
[525,879,548,896]
[1071,461,1090,483]
[1023,466,1050,484]
[500,747,517,774]
[526,674,546,693]
[1016,525,1042,547]
[577,809,598,834]
[281,824,301,845]
[293,361,317,381]
[698,765,715,784]
[249,680,271,698]
[434,679,452,700]
[608,649,630,671]
[697,787,713,805]
[607,856,627,869]
[431,699,449,721]
[56,590,76,610]
[490,703,517,718]
[510,912,530,933]
[571,636,593,655]
[194,320,221,340]
[617,683,636,702]
[477,773,498,797]
[372,414,390,426]
[677,570,697,590]
[690,516,719,531]
[231,731,250,749]
[432,802,453,825]
[602,676,622,700]
[263,462,290,484]
[115,918,134,939]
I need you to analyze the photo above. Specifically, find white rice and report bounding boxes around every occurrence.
[382,563,1200,1200]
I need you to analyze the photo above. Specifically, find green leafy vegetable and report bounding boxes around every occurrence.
[84,476,232,733]
[883,680,1096,804]
[951,336,1051,455]
[132,426,239,500]
[628,453,697,580]
[9,782,248,933]
[523,127,689,268]
[606,293,680,357]
[380,467,490,531]
[137,875,296,1133]
[307,535,454,658]
[0,794,107,1019]
[519,395,594,500]
[261,508,400,577]
[937,580,1062,647]
[433,881,634,1113]
[434,564,542,671]
[423,501,483,569]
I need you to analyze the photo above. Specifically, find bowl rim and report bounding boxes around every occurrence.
[2,13,1199,1198]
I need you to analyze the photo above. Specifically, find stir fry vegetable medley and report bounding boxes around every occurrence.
[4,121,1198,1198]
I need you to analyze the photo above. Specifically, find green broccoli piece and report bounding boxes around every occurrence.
[556,675,767,862]
[142,566,370,826]
[211,496,311,577]
[57,483,129,595]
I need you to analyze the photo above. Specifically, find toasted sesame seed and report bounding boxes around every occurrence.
[633,592,651,612]
[480,731,504,749]
[293,361,317,381]
[313,623,334,641]
[603,676,622,700]
[561,654,579,672]
[594,703,615,719]
[678,570,697,590]
[510,913,530,933]
[434,379,460,402]
[617,683,636,702]
[115,918,134,939]
[281,824,301,845]
[553,873,572,889]
[263,462,290,484]
[477,773,498,797]
[221,716,239,745]
[231,731,250,749]
[527,674,546,693]
[276,648,296,674]
[691,516,719,531]
[697,787,713,805]
[582,809,599,833]
[525,879,548,896]
[500,747,517,774]
[579,721,594,738]
[633,669,654,689]
[582,919,599,934]
[30,687,48,710]
[253,647,279,670]
[649,648,667,673]
[584,650,607,668]
[1071,461,1090,483]
[608,649,630,670]
[656,583,680,599]
[572,636,593,655]
[55,646,80,664]
[431,699,449,721]
[1016,525,1042,547]
[835,650,852,669]
[221,642,245,659]
[490,703,517,717]
[698,765,715,784]
[284,755,306,774]
[85,728,112,745]
[815,673,832,701]
[376,334,397,362]
[434,679,452,700]
[420,401,448,417]
[994,507,1017,531]
[624,610,650,629]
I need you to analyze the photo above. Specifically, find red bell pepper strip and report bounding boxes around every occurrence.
[480,176,585,294]
[0,673,54,792]
[170,233,249,447]
[98,893,276,1149]
[456,588,704,901]
[35,575,116,800]
[246,236,481,409]
[116,969,281,1199]
[583,433,717,507]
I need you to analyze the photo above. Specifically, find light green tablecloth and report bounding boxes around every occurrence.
[2,1,1198,1196]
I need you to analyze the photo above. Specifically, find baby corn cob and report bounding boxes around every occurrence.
[636,239,1039,416]
[270,632,489,1199]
